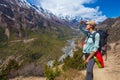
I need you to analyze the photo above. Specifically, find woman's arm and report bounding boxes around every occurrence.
[79,24,89,35]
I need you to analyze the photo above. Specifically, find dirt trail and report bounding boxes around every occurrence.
[82,42,120,80]
[9,76,46,80]
[94,42,120,80]
[10,38,36,43]
[94,53,120,80]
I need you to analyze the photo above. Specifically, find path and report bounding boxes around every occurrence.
[82,42,120,80]
[9,76,46,80]
[94,52,120,80]
[10,38,36,43]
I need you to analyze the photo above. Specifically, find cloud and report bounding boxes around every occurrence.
[37,0,107,23]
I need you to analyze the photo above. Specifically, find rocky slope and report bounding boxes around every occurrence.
[0,0,73,39]
[96,17,120,43]
[97,17,120,27]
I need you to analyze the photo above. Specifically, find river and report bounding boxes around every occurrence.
[47,38,76,67]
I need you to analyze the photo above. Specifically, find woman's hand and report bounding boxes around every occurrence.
[85,51,96,64]
[80,20,86,24]
[85,59,89,64]
[79,20,86,29]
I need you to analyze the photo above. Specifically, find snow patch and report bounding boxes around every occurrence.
[15,0,31,8]
[0,3,8,7]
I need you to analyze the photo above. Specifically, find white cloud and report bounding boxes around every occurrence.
[39,0,107,23]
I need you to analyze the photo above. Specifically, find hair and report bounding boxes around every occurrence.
[90,24,96,29]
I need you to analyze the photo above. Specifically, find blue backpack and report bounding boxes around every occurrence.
[88,30,109,55]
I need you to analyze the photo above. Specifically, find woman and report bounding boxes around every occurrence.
[79,20,100,80]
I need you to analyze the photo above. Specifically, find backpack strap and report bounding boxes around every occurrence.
[86,32,90,42]
[86,32,97,42]
[91,32,97,43]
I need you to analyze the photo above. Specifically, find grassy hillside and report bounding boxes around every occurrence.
[0,26,73,62]
[0,25,75,79]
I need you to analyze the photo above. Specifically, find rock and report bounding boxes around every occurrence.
[5,27,10,39]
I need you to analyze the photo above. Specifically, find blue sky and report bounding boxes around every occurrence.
[26,0,41,5]
[26,0,119,22]
[84,0,120,18]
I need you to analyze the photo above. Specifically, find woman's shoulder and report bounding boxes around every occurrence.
[91,31,100,37]
[95,32,100,37]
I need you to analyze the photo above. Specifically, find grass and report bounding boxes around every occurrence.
[0,26,73,65]
[55,68,85,80]
[62,48,85,71]
[0,24,75,79]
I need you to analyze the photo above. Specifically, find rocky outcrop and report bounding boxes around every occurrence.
[0,55,44,79]
[0,56,19,79]
[5,27,10,39]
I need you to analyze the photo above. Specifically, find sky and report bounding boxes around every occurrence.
[26,0,120,22]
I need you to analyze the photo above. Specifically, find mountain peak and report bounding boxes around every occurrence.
[0,0,74,38]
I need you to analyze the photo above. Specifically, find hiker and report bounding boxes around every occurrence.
[79,20,100,80]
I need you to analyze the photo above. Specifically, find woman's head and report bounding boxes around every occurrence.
[85,20,96,30]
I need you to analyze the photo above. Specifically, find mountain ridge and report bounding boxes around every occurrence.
[0,0,75,39]
[96,16,120,43]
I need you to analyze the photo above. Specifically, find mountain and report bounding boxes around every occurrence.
[96,17,120,43]
[59,15,92,25]
[0,0,77,79]
[0,0,74,39]
[97,17,120,28]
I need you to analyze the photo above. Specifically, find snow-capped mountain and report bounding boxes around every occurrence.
[5,0,31,8]
[59,14,91,24]
[0,0,64,21]
[0,0,74,38]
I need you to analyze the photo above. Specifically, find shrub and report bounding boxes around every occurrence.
[62,48,85,71]
[44,64,60,80]
[55,68,85,80]
[0,57,19,79]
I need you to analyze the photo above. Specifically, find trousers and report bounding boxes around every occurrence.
[85,54,95,80]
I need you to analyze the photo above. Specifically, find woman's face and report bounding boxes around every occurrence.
[85,24,91,30]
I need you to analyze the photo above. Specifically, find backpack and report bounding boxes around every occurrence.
[88,30,108,68]
[88,30,109,55]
